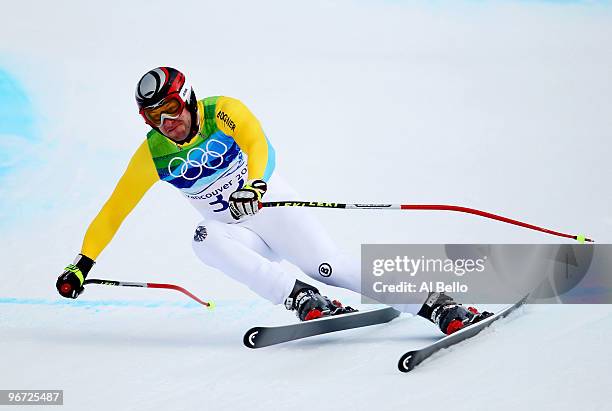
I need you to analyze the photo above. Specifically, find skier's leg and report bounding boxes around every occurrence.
[244,175,420,314]
[191,219,296,305]
[242,184,353,287]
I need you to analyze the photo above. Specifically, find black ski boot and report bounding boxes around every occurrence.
[284,280,357,321]
[417,292,494,335]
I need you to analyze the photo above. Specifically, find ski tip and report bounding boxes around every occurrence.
[206,300,216,310]
[398,352,415,373]
[243,327,261,349]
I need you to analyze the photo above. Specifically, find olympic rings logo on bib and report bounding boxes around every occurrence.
[168,139,229,180]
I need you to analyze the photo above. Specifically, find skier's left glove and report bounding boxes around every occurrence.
[229,179,267,220]
[56,254,95,299]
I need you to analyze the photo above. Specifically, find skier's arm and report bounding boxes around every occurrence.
[214,96,275,182]
[57,140,159,299]
[81,140,159,260]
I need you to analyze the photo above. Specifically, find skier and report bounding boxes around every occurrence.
[55,67,491,334]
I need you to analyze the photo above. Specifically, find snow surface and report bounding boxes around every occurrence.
[1,1,612,410]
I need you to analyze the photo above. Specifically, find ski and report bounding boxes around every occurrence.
[244,306,400,348]
[398,295,529,373]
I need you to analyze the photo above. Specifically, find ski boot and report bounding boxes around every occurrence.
[285,280,357,321]
[417,292,494,335]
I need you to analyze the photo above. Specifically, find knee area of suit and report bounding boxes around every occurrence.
[191,223,221,254]
[192,224,209,245]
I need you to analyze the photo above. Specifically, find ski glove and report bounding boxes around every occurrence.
[229,179,267,220]
[56,254,95,299]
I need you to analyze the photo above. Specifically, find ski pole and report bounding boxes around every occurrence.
[260,201,593,243]
[83,278,215,309]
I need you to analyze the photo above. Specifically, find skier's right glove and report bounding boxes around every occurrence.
[56,254,95,299]
[229,179,268,220]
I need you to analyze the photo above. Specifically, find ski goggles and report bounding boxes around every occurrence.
[140,94,186,127]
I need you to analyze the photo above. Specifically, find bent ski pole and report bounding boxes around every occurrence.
[83,278,215,309]
[260,201,593,243]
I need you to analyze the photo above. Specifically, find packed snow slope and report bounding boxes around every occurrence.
[1,1,611,410]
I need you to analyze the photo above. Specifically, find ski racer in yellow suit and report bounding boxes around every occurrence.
[55,67,492,333]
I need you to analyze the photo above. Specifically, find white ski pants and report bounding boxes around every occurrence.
[191,174,419,314]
